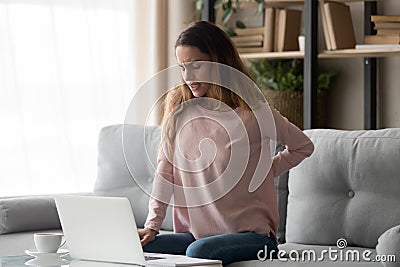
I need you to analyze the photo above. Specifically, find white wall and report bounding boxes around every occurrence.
[168,0,198,67]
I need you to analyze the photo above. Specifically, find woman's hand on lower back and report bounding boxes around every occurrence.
[138,227,158,247]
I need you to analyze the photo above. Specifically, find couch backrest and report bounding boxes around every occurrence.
[93,124,173,231]
[285,128,400,248]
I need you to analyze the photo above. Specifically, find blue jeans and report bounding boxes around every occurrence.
[143,231,278,266]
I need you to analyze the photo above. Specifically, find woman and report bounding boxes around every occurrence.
[138,21,314,266]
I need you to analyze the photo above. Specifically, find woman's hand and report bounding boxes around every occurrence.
[138,227,158,247]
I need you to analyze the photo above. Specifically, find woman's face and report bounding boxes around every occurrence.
[175,45,212,98]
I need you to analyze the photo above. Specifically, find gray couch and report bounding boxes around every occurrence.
[1,124,400,267]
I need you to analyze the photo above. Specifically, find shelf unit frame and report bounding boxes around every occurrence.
[304,0,319,129]
[364,1,377,130]
[203,0,385,129]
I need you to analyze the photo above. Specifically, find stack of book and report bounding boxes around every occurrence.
[235,7,302,53]
[373,15,400,36]
[320,1,356,50]
[232,27,265,53]
[215,2,266,53]
[360,15,400,49]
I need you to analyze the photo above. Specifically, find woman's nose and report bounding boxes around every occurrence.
[183,68,195,82]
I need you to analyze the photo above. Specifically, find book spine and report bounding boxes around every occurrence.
[274,9,302,52]
[324,2,356,50]
[324,2,337,50]
[364,34,400,45]
[235,27,264,36]
[373,22,400,30]
[376,29,400,35]
[237,47,264,53]
[235,41,263,47]
[371,15,400,23]
[320,0,333,50]
[263,7,275,52]
[231,34,263,43]
[274,9,282,52]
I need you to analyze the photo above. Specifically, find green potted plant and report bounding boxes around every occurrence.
[196,0,265,36]
[247,58,337,128]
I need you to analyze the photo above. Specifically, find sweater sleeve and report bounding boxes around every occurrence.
[144,157,174,231]
[270,106,314,178]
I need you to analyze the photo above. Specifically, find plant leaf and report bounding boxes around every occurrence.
[222,0,232,10]
[236,0,241,9]
[196,0,203,11]
[213,0,223,10]
[225,27,237,37]
[236,20,246,29]
[222,8,234,25]
[257,3,264,13]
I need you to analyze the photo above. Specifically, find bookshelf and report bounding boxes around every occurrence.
[203,0,398,129]
[264,0,378,3]
[320,48,400,58]
[240,51,305,59]
[240,48,400,59]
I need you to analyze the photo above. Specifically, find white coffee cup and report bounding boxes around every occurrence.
[34,233,66,253]
[298,35,305,52]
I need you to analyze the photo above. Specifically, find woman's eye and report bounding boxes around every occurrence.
[191,62,200,69]
[179,65,186,72]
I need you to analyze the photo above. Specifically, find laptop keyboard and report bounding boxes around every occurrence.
[145,255,165,261]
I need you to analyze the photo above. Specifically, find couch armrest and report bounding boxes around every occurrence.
[0,196,61,234]
[376,225,400,267]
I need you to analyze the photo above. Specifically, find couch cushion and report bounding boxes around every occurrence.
[279,243,378,262]
[275,172,289,244]
[230,261,381,267]
[230,243,382,266]
[286,128,400,248]
[0,196,61,234]
[93,124,173,231]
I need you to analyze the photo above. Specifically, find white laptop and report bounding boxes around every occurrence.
[54,195,221,267]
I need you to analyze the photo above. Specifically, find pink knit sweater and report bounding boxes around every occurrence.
[145,102,314,239]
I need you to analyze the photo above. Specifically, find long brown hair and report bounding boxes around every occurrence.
[161,21,256,157]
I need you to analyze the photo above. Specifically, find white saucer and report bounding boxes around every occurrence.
[25,257,70,266]
[25,249,69,258]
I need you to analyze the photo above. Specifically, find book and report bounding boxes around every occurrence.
[320,0,333,50]
[263,7,275,52]
[364,34,400,45]
[373,22,400,29]
[376,29,400,35]
[231,34,263,43]
[273,9,281,52]
[371,15,400,23]
[355,44,400,49]
[237,47,264,53]
[324,2,356,50]
[274,9,302,52]
[235,41,263,47]
[234,27,264,36]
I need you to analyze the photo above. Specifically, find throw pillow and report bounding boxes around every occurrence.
[0,196,61,234]
[376,225,400,267]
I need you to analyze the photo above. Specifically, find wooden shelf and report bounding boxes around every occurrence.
[240,51,304,59]
[319,48,400,58]
[264,0,378,3]
[264,0,304,7]
[263,0,379,7]
[240,48,400,60]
